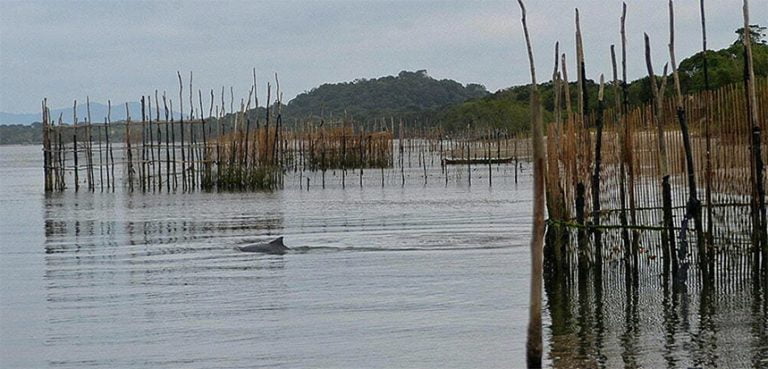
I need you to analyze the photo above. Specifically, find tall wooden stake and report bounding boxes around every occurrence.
[669,0,703,279]
[517,1,545,367]
[741,0,768,272]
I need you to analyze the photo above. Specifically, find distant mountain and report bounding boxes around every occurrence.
[283,70,489,122]
[0,112,41,125]
[0,101,181,125]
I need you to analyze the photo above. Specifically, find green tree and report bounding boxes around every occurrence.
[734,24,767,45]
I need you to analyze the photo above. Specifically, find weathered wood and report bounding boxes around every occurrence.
[741,0,768,270]
[517,1,545,366]
[645,33,675,280]
[591,76,605,271]
[669,0,704,277]
[178,72,186,191]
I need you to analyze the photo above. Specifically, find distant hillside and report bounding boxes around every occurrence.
[284,70,488,122]
[436,39,768,133]
[0,123,43,145]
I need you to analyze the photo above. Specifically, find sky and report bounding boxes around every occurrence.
[0,0,763,114]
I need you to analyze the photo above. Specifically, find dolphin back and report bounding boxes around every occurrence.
[238,237,289,254]
[269,237,285,246]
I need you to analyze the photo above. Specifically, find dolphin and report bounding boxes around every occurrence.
[237,237,289,255]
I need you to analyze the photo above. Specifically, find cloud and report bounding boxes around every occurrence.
[1,0,764,114]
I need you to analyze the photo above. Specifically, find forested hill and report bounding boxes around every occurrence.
[437,33,768,133]
[284,70,488,122]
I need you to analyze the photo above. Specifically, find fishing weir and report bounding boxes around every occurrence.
[38,3,766,288]
[537,4,767,290]
[38,99,533,193]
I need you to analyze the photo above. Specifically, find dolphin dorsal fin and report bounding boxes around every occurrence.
[269,237,284,245]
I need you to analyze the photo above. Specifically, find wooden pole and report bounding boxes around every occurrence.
[400,120,405,187]
[645,33,675,280]
[592,76,605,272]
[621,2,639,276]
[108,101,115,190]
[164,93,171,192]
[178,72,186,191]
[575,9,590,274]
[700,0,715,262]
[611,44,632,272]
[141,96,147,192]
[170,98,177,190]
[86,97,94,191]
[669,0,703,279]
[97,108,104,192]
[155,90,162,191]
[199,89,209,190]
[125,102,134,192]
[517,1,545,366]
[148,95,155,191]
[741,0,768,271]
[73,100,79,192]
[42,99,51,192]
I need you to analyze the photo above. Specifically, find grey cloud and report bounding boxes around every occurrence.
[1,0,764,115]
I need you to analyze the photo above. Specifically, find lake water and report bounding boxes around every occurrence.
[1,144,766,368]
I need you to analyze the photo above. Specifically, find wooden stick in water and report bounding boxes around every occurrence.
[517,0,545,366]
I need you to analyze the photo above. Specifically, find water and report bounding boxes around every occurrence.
[1,144,531,368]
[2,144,766,368]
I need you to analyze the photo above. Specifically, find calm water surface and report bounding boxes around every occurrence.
[1,144,766,368]
[1,144,532,368]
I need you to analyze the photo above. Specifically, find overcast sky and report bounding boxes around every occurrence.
[0,0,763,114]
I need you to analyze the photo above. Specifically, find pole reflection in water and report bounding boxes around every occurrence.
[544,251,768,368]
